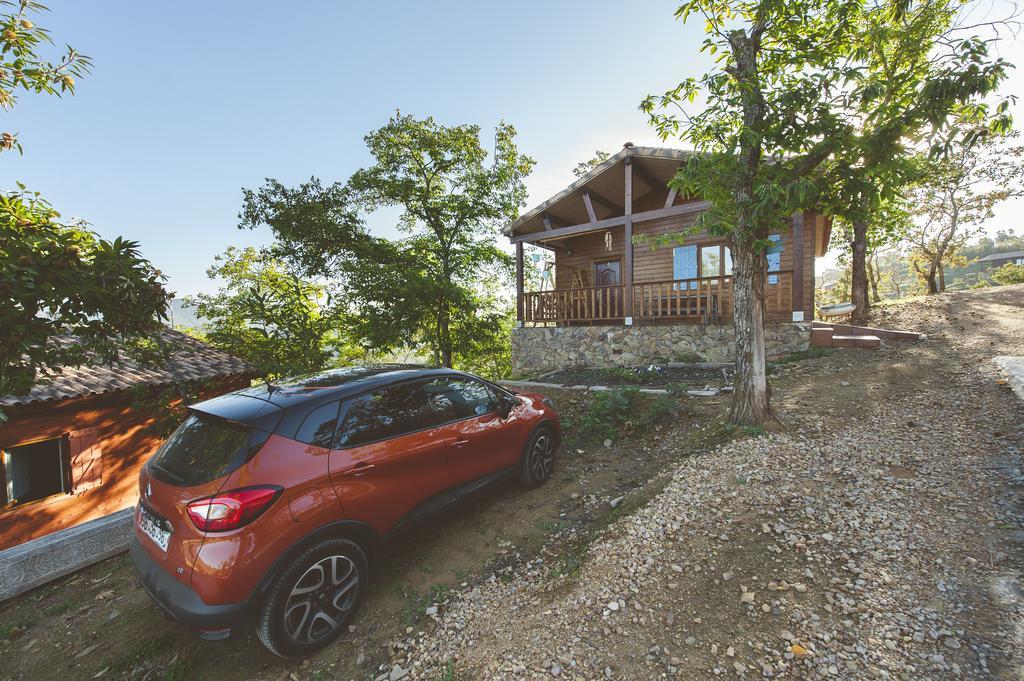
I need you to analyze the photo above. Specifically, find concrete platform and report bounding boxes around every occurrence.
[994,356,1024,403]
[0,506,134,601]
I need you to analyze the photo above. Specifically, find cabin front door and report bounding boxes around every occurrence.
[593,259,624,319]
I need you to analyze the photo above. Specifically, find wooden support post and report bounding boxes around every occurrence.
[665,186,678,208]
[515,242,524,324]
[582,190,598,224]
[624,158,634,322]
[791,212,804,319]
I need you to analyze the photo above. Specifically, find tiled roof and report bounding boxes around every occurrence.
[978,251,1024,262]
[1,330,254,408]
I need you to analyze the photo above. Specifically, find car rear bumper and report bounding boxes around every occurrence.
[130,538,250,640]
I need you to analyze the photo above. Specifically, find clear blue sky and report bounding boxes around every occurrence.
[2,1,1021,295]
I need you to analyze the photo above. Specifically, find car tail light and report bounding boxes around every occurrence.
[186,486,282,532]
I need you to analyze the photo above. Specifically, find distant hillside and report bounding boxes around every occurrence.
[167,298,206,331]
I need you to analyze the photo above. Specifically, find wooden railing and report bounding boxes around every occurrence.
[522,271,793,326]
[523,285,625,325]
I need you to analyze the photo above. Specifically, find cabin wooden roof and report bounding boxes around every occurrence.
[503,146,691,238]
[1,330,253,408]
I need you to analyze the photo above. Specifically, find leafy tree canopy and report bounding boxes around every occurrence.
[0,0,91,153]
[0,190,169,409]
[240,113,534,372]
[185,246,363,380]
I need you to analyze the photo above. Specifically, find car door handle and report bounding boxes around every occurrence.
[452,438,470,448]
[342,462,375,477]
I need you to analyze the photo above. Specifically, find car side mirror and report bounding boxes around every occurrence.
[497,396,516,419]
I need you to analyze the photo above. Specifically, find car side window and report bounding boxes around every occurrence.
[294,401,341,448]
[334,383,433,448]
[422,377,498,423]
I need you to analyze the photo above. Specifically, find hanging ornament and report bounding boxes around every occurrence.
[604,230,612,251]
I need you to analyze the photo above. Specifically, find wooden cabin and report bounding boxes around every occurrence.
[505,145,832,374]
[0,331,253,551]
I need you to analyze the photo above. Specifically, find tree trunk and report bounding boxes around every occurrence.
[925,262,940,294]
[850,217,869,321]
[867,254,881,303]
[938,262,946,292]
[729,238,777,428]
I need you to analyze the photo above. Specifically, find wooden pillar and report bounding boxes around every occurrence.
[624,157,634,322]
[791,212,804,319]
[515,242,524,324]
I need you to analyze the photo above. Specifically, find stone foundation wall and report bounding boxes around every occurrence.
[511,323,810,376]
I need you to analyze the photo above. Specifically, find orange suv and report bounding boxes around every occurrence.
[130,366,559,657]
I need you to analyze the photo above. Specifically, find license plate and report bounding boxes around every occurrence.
[138,504,171,553]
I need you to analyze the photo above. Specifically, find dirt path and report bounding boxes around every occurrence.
[2,285,1021,681]
[390,285,1024,679]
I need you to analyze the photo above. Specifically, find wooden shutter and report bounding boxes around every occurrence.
[68,427,103,494]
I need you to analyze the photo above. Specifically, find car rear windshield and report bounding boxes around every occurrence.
[148,413,269,487]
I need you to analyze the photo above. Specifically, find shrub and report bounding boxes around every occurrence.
[992,263,1024,286]
[568,387,678,444]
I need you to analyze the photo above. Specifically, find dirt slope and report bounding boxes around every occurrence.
[396,285,1024,679]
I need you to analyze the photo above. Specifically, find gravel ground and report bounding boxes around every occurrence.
[381,285,1024,680]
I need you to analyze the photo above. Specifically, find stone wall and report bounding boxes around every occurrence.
[511,323,810,376]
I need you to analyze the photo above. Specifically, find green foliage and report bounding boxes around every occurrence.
[1,1,92,153]
[572,150,611,178]
[186,247,361,379]
[240,113,534,373]
[905,127,1024,293]
[0,189,169,411]
[568,388,677,445]
[991,263,1024,286]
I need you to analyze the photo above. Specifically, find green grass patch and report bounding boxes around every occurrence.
[104,633,176,675]
[398,582,453,626]
[563,387,680,446]
[0,615,36,639]
[770,347,834,367]
[163,658,193,681]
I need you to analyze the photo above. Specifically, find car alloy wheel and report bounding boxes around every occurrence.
[529,432,554,481]
[283,554,360,643]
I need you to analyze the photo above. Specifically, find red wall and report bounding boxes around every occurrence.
[0,376,251,551]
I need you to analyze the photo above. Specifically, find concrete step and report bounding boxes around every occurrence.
[832,334,881,349]
[811,327,834,348]
[812,320,920,341]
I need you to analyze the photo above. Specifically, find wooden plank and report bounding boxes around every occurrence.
[510,201,711,244]
[791,213,804,313]
[582,190,598,224]
[585,187,623,214]
[664,186,678,208]
[624,158,634,318]
[515,242,524,322]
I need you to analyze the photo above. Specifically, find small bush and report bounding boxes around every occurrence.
[992,263,1024,286]
[568,388,678,444]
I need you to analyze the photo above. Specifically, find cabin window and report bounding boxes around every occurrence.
[767,234,783,284]
[673,245,698,289]
[699,244,733,278]
[1,437,70,507]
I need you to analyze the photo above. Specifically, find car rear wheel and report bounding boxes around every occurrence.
[256,537,367,658]
[518,426,555,487]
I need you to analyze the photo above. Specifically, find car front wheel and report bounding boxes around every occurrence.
[256,536,367,658]
[519,426,555,487]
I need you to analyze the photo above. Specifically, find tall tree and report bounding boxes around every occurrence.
[642,0,865,427]
[905,126,1024,293]
[241,113,534,370]
[823,0,1012,320]
[185,247,360,379]
[1,0,91,153]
